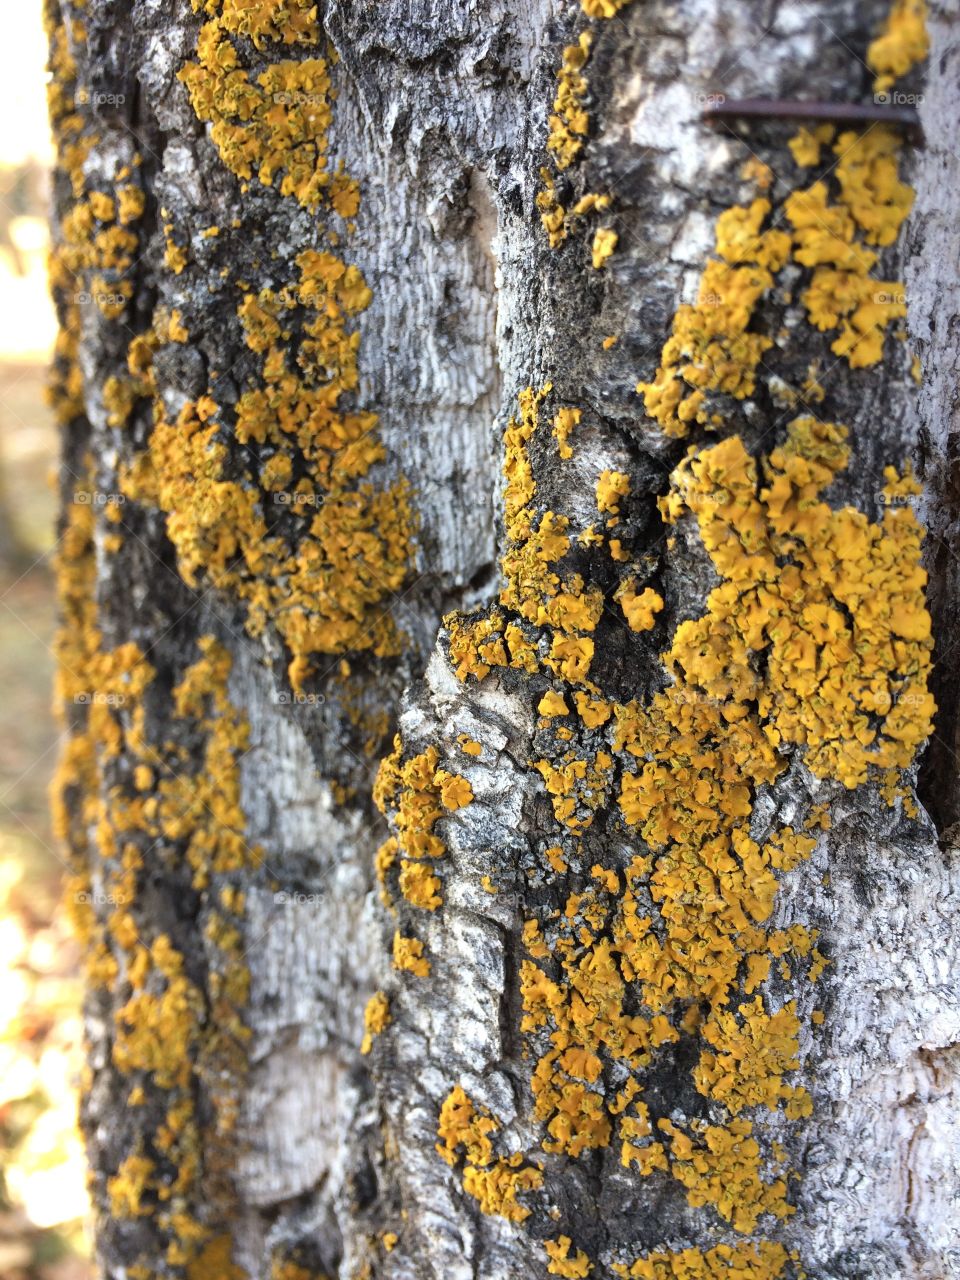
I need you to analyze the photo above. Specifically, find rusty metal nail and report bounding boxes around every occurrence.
[701,97,924,147]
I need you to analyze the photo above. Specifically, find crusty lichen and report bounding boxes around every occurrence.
[867,0,929,91]
[111,0,416,703]
[436,1085,544,1222]
[360,991,391,1054]
[545,1236,593,1277]
[122,248,415,692]
[179,0,359,212]
[373,740,473,912]
[637,111,918,436]
[547,33,592,172]
[537,4,630,250]
[413,4,932,1268]
[612,1242,792,1279]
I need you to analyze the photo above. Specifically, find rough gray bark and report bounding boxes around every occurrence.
[47,0,960,1278]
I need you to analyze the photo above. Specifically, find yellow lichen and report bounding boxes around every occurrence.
[393,932,431,977]
[360,991,390,1054]
[545,1236,593,1277]
[613,1242,790,1279]
[179,2,358,212]
[553,406,581,459]
[637,199,791,438]
[616,584,663,632]
[123,248,415,688]
[547,33,592,171]
[437,1086,543,1222]
[868,0,929,91]
[591,227,617,269]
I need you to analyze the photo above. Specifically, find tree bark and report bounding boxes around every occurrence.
[46,0,960,1278]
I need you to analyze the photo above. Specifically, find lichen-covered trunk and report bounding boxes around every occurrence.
[47,0,959,1276]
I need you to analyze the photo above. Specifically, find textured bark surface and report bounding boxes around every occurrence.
[46,0,959,1278]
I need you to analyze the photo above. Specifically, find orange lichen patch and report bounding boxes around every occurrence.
[457,734,483,757]
[163,220,188,274]
[591,227,618,269]
[436,1086,543,1222]
[436,770,473,810]
[424,6,929,1268]
[53,174,142,321]
[574,692,611,728]
[741,157,773,190]
[168,309,189,342]
[694,997,810,1117]
[108,1152,155,1218]
[45,5,92,210]
[376,741,445,858]
[440,391,928,1226]
[437,1084,497,1165]
[398,861,442,911]
[154,637,262,889]
[544,845,569,874]
[538,174,613,249]
[657,1118,792,1234]
[868,0,929,91]
[186,1235,246,1280]
[538,7,624,250]
[179,0,357,212]
[637,199,791,438]
[123,246,414,686]
[360,991,390,1054]
[114,936,196,1071]
[50,522,255,1265]
[540,691,571,718]
[612,1242,790,1279]
[659,421,933,787]
[830,167,910,247]
[547,33,592,171]
[393,932,431,977]
[447,388,604,686]
[640,113,919,429]
[596,470,630,515]
[619,1101,667,1174]
[545,1236,593,1277]
[374,737,473,911]
[533,747,614,834]
[616,584,663,632]
[504,417,927,1234]
[785,129,912,366]
[553,406,581,459]
[197,0,320,47]
[787,123,835,168]
[136,3,413,693]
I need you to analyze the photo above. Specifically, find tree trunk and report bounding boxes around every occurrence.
[46,0,960,1277]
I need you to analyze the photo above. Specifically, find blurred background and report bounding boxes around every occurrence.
[0,3,92,1276]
